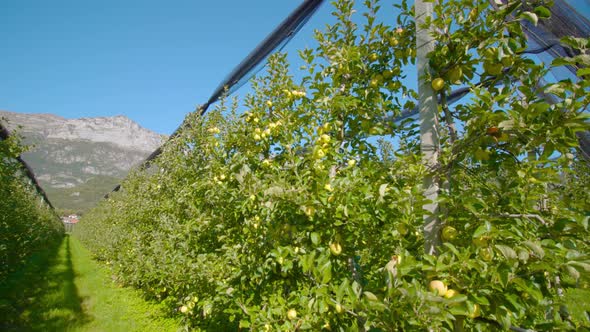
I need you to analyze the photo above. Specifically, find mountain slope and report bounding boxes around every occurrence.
[0,110,165,213]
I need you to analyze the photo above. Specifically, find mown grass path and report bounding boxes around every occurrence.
[0,235,181,331]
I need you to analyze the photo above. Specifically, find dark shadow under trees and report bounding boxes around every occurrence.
[0,235,91,331]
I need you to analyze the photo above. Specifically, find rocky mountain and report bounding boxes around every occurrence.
[0,110,166,213]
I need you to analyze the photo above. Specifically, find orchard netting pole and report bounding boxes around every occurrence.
[415,0,441,255]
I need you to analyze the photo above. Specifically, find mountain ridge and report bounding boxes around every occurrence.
[0,110,163,152]
[0,110,166,213]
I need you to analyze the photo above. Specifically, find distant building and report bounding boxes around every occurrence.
[62,214,79,224]
[62,214,79,233]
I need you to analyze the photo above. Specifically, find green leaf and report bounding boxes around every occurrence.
[545,83,565,95]
[566,265,580,280]
[320,261,332,283]
[517,249,530,262]
[495,244,518,261]
[568,261,590,272]
[378,183,388,200]
[498,266,510,287]
[533,6,551,19]
[560,36,590,50]
[504,293,523,312]
[445,294,467,305]
[498,120,515,130]
[552,57,574,67]
[449,304,469,316]
[574,54,590,66]
[471,294,490,305]
[521,11,538,26]
[363,291,378,301]
[473,223,491,238]
[523,241,545,259]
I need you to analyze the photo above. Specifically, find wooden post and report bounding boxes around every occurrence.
[415,0,441,255]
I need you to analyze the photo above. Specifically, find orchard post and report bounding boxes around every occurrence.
[415,0,441,255]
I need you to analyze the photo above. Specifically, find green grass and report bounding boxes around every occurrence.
[0,235,181,331]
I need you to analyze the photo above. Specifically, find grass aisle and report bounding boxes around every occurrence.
[0,235,181,331]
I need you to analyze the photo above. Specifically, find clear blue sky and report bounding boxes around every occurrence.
[0,0,333,134]
[2,1,588,135]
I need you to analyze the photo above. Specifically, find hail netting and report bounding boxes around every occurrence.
[108,0,326,196]
[520,0,590,161]
[109,0,589,196]
[395,1,590,131]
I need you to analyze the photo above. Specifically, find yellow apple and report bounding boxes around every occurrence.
[480,247,494,262]
[468,8,478,22]
[207,127,220,134]
[382,69,394,80]
[313,148,326,159]
[287,309,297,320]
[431,77,445,91]
[469,303,481,318]
[429,280,447,296]
[444,289,459,299]
[387,81,401,90]
[389,37,399,47]
[329,242,342,255]
[472,236,489,247]
[370,74,383,88]
[319,134,331,144]
[441,226,458,241]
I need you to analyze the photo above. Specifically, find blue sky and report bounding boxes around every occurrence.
[2,1,588,135]
[0,0,334,134]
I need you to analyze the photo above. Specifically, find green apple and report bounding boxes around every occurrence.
[441,226,458,241]
[446,67,462,84]
[483,61,502,76]
[431,77,445,91]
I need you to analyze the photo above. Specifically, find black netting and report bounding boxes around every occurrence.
[110,0,589,196]
[154,0,324,159]
[397,1,590,132]
[204,0,325,112]
[521,0,590,160]
[524,0,590,76]
[108,0,326,195]
[0,122,55,209]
